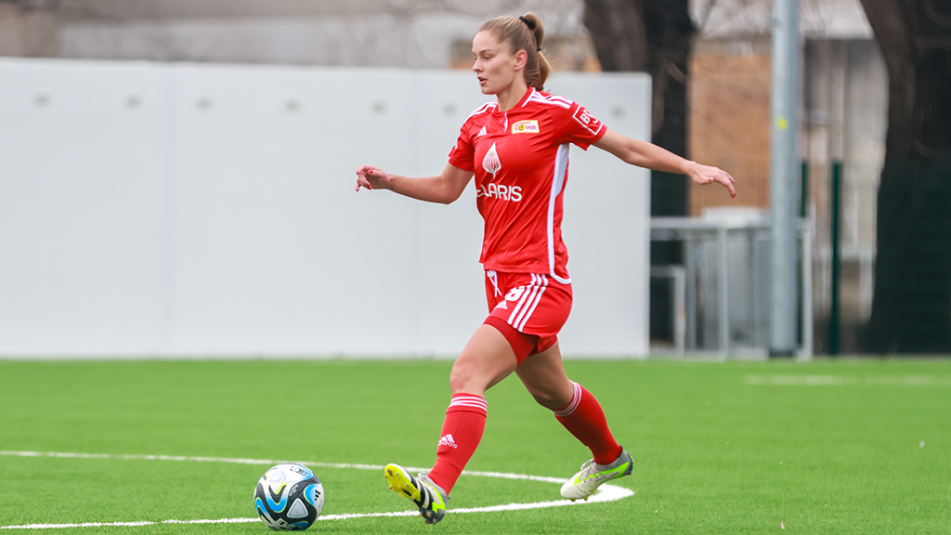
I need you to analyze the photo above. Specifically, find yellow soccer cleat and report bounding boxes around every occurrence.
[384,463,449,524]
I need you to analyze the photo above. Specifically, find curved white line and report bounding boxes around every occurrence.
[0,451,634,530]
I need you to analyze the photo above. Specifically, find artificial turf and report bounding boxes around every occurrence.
[1,358,949,534]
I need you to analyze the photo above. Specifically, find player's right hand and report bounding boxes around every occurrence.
[355,165,389,192]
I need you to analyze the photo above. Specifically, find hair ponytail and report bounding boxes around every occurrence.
[480,13,551,91]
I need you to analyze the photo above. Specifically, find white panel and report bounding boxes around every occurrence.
[0,58,651,358]
[164,65,420,356]
[410,71,495,356]
[0,59,172,354]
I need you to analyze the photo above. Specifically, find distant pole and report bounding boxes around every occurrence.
[801,160,809,218]
[769,0,800,357]
[829,161,842,355]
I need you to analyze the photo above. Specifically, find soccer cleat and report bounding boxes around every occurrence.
[560,448,633,501]
[384,463,449,524]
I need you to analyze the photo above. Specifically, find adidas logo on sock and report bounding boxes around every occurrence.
[438,434,458,449]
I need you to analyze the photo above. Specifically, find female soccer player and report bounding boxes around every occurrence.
[355,13,735,525]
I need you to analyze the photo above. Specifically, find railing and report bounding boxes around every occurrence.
[650,210,813,360]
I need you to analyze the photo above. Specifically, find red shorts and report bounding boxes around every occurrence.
[482,270,572,365]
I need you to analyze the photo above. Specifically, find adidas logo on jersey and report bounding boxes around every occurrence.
[477,125,487,137]
[438,434,458,449]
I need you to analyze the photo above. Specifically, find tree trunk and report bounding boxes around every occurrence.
[583,0,696,218]
[582,0,649,72]
[860,0,951,352]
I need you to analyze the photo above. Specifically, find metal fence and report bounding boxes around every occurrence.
[650,210,813,359]
[651,159,883,357]
[810,162,881,319]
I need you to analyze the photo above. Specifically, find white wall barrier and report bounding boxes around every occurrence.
[0,58,651,358]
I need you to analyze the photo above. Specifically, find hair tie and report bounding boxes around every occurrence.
[518,16,540,52]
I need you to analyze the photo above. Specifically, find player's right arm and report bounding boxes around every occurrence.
[355,163,474,205]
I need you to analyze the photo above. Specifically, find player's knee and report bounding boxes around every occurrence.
[448,367,471,394]
[528,388,568,410]
[449,359,484,395]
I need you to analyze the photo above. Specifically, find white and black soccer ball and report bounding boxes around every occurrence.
[254,463,325,531]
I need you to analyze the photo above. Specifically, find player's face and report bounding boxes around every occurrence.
[472,31,521,95]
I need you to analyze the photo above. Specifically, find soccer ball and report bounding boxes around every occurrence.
[254,463,325,531]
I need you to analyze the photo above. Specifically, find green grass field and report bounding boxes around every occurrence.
[1,358,949,534]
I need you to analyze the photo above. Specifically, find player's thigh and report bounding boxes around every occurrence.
[449,324,518,396]
[515,343,574,409]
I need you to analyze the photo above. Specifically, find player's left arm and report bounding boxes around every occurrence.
[593,128,736,198]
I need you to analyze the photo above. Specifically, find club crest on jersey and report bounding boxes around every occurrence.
[482,142,501,176]
[511,120,540,134]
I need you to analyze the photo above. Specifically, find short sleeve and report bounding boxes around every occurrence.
[555,101,607,150]
[447,123,475,172]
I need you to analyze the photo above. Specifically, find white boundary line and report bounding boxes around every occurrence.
[744,374,951,387]
[0,451,634,530]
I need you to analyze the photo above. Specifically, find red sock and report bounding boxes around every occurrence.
[554,382,623,465]
[426,393,487,494]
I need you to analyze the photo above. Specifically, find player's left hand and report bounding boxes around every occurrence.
[687,162,736,198]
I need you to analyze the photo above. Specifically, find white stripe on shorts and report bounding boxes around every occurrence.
[515,275,548,331]
[510,274,549,332]
[507,274,536,326]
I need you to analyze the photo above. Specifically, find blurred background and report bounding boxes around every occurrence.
[1,0,948,358]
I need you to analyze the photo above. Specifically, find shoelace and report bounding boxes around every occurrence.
[576,460,600,482]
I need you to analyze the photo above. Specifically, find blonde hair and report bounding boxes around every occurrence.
[479,13,551,91]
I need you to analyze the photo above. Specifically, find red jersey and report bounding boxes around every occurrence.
[448,88,607,283]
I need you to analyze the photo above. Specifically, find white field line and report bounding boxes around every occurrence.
[744,374,951,387]
[0,451,634,530]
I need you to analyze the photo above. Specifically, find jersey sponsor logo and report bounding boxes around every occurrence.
[572,106,604,136]
[476,182,523,202]
[511,120,540,134]
[482,142,501,176]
